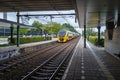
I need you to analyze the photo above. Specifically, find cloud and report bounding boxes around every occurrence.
[0,11,79,28]
[0,13,3,18]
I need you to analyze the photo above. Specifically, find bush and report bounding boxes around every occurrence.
[87,36,104,47]
[0,36,8,38]
[9,36,52,44]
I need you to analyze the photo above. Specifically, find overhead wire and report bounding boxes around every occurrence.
[46,0,74,24]
[21,0,76,27]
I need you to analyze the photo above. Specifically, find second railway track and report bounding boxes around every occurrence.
[0,42,60,71]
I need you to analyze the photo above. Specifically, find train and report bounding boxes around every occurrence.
[57,30,79,42]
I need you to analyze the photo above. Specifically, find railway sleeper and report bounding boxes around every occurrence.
[4,69,11,72]
[54,72,64,79]
[8,61,13,64]
[39,69,55,73]
[45,63,58,66]
[45,64,57,67]
[31,76,50,80]
[57,73,63,76]
[55,77,61,80]
[0,63,8,66]
[48,61,54,64]
[59,69,65,72]
[35,72,52,76]
[0,72,4,75]
[0,65,5,68]
[60,66,66,69]
[12,66,17,69]
[33,74,51,78]
[43,66,57,69]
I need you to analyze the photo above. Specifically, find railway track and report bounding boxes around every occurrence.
[0,42,59,72]
[0,42,65,80]
[21,38,79,80]
[0,38,79,80]
[0,42,57,64]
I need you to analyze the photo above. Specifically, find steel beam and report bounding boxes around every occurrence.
[19,13,75,17]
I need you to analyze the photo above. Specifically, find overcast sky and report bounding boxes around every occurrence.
[0,10,83,33]
[0,10,105,33]
[0,10,78,25]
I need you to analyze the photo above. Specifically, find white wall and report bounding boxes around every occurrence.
[105,27,120,55]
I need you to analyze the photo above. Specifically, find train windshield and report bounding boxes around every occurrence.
[58,30,66,36]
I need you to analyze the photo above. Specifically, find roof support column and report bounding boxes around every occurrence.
[17,12,20,47]
[97,26,101,46]
[84,5,87,48]
[84,24,86,48]
[10,24,14,44]
[50,16,53,38]
[117,14,120,27]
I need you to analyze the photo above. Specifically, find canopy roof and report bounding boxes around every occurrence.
[0,18,35,28]
[0,0,120,28]
[0,0,74,11]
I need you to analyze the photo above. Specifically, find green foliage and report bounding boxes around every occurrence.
[62,23,78,33]
[9,36,52,44]
[0,44,10,47]
[44,22,64,36]
[32,21,43,32]
[31,21,78,36]
[51,22,63,35]
[0,36,8,38]
[83,28,105,37]
[14,28,30,35]
[99,38,104,47]
[82,28,97,36]
[87,36,104,47]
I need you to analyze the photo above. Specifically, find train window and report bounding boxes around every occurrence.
[58,30,66,36]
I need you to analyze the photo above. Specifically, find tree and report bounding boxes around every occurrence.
[44,22,63,36]
[62,23,77,33]
[32,21,43,32]
[86,28,98,36]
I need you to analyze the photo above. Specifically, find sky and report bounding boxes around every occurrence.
[0,10,105,34]
[0,11,79,26]
[0,10,82,33]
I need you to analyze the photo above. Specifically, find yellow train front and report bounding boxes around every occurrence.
[57,30,75,42]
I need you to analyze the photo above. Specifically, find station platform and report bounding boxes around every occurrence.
[0,38,57,53]
[0,38,57,61]
[62,38,120,80]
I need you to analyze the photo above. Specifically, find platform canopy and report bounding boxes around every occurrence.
[0,0,74,11]
[0,18,35,28]
[0,0,120,28]
[75,0,120,28]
